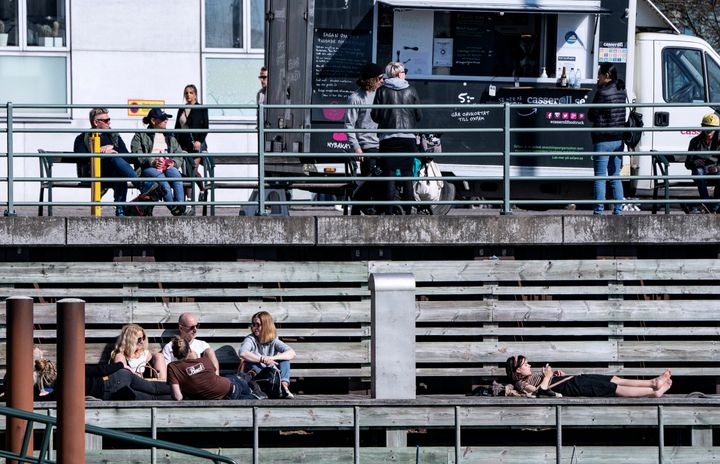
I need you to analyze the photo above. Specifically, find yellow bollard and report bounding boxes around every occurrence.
[89,133,102,216]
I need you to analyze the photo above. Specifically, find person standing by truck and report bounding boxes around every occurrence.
[588,63,627,215]
[345,62,384,213]
[685,113,720,214]
[371,62,422,214]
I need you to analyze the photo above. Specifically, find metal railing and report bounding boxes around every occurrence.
[0,404,238,464]
[2,101,719,216]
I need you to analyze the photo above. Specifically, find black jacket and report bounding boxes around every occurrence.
[588,82,627,143]
[175,106,209,152]
[371,79,422,132]
[685,133,719,169]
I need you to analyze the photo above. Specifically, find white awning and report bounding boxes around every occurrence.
[378,0,610,14]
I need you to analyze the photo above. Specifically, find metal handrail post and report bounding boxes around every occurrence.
[658,405,664,464]
[454,405,461,464]
[354,406,360,464]
[253,406,259,464]
[556,405,562,464]
[257,104,266,216]
[502,103,512,215]
[5,102,16,216]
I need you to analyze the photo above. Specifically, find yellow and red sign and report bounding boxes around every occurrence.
[127,99,166,117]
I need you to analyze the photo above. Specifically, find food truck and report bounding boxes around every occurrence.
[264,0,720,200]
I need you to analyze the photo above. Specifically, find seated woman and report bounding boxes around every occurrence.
[131,107,187,216]
[111,323,166,380]
[238,311,296,398]
[34,358,172,401]
[506,355,672,398]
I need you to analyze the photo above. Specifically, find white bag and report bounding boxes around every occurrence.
[414,160,444,201]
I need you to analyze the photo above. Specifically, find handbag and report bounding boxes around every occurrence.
[136,364,163,381]
[413,159,444,201]
[253,366,282,399]
[623,103,643,150]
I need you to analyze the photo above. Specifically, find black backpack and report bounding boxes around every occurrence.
[253,366,282,399]
[624,108,643,150]
[125,185,164,217]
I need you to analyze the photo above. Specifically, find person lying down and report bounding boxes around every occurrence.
[506,355,672,398]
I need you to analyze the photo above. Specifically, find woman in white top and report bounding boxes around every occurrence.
[111,324,167,380]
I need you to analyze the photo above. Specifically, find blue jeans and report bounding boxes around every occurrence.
[247,360,291,383]
[223,374,255,400]
[106,157,139,202]
[691,167,720,211]
[142,166,183,205]
[592,140,624,215]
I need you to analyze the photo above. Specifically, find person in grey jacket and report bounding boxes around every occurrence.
[345,62,384,213]
[371,62,422,214]
[587,62,627,215]
[131,108,187,215]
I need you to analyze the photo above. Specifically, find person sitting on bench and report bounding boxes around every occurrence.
[506,355,672,398]
[685,113,720,214]
[73,107,143,217]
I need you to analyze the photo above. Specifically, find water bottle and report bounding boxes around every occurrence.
[573,68,582,88]
[568,67,576,88]
[540,67,548,78]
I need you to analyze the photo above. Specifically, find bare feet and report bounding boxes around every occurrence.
[651,369,672,390]
[653,379,672,397]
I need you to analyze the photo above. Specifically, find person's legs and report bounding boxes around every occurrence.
[398,167,415,214]
[164,166,184,203]
[127,374,172,396]
[692,167,711,200]
[102,368,134,398]
[615,380,671,398]
[592,152,609,214]
[610,369,671,390]
[607,142,625,214]
[277,360,291,383]
[142,167,173,202]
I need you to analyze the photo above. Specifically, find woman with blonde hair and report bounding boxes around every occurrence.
[239,311,296,398]
[111,324,166,380]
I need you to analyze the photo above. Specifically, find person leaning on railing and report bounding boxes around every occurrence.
[131,108,188,216]
[73,107,145,217]
[685,113,720,214]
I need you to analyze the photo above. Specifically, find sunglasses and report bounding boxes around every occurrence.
[137,336,146,343]
[181,323,199,331]
[251,322,262,327]
[94,118,111,123]
[258,75,268,80]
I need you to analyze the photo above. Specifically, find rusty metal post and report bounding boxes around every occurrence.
[6,296,34,462]
[57,298,86,464]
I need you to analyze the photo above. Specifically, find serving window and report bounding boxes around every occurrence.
[377,5,595,80]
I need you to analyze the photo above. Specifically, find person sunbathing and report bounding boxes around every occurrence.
[506,355,672,398]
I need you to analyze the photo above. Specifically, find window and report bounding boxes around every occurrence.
[202,0,264,120]
[706,53,720,104]
[0,0,69,115]
[662,48,705,103]
[204,0,264,51]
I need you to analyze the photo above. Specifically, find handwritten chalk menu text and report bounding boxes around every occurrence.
[453,14,496,75]
[313,29,373,106]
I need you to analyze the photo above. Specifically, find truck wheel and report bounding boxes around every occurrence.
[430,182,456,216]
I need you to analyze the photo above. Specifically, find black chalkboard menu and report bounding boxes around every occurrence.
[452,14,497,76]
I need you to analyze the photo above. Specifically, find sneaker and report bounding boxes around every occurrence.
[248,381,267,400]
[170,205,187,216]
[281,382,294,399]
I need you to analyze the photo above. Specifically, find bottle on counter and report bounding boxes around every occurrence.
[559,66,568,87]
[573,68,582,88]
[568,67,576,87]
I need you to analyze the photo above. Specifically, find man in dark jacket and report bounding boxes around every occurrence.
[371,62,422,214]
[73,108,141,217]
[685,113,720,213]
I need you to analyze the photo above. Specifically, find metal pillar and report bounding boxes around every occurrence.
[6,296,34,463]
[57,298,86,464]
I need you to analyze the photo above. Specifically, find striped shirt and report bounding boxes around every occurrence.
[515,373,544,393]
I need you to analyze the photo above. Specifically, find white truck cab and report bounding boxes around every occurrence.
[633,32,720,192]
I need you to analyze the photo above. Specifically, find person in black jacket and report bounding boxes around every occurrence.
[588,63,627,215]
[685,113,720,213]
[175,84,210,208]
[33,358,172,401]
[371,62,422,214]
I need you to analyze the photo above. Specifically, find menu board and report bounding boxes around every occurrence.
[452,14,497,75]
[312,28,373,121]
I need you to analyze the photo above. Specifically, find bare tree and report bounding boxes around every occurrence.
[654,0,720,49]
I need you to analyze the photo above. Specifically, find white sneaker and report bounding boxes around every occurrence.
[281,383,294,399]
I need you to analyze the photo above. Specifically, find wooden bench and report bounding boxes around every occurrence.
[1,259,719,392]
[200,155,354,216]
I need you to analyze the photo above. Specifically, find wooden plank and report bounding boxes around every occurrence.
[619,341,720,362]
[415,341,617,363]
[154,407,253,429]
[0,261,370,284]
[82,446,720,464]
[0,341,370,365]
[14,327,369,339]
[417,285,720,296]
[0,287,370,298]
